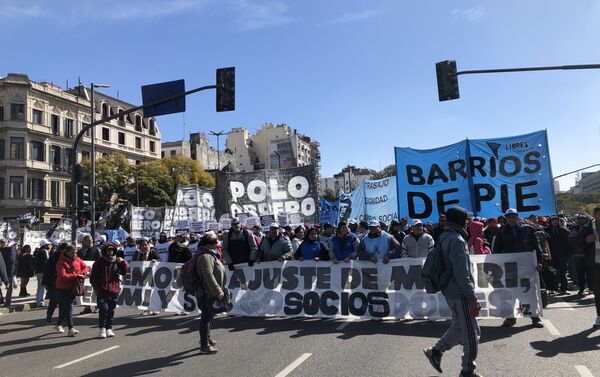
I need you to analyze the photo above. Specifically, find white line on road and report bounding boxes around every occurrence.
[546,299,575,311]
[543,319,561,336]
[575,365,595,377]
[336,318,355,330]
[274,353,312,377]
[53,345,120,369]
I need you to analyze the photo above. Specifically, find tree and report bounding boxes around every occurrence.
[133,161,176,207]
[322,188,339,202]
[159,156,215,188]
[371,164,396,180]
[80,154,132,213]
[556,192,600,215]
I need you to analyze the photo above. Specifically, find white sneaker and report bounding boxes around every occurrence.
[99,328,107,339]
[106,329,115,337]
[594,317,600,328]
[55,325,65,333]
[68,328,79,337]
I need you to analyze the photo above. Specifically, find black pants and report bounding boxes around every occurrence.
[572,256,593,291]
[593,264,600,316]
[552,256,569,291]
[56,289,75,329]
[46,286,59,321]
[19,276,30,295]
[198,295,215,347]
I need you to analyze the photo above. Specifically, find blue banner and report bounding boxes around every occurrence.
[320,198,340,226]
[394,130,556,222]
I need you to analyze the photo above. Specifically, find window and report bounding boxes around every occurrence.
[65,183,72,207]
[27,178,44,200]
[0,139,4,160]
[118,132,125,145]
[0,106,4,121]
[0,177,4,199]
[32,109,43,124]
[135,137,142,149]
[82,150,90,160]
[149,140,155,152]
[135,115,142,132]
[102,127,110,141]
[10,137,24,159]
[10,103,24,120]
[118,109,124,123]
[82,122,91,137]
[102,103,109,118]
[10,176,23,199]
[30,141,45,162]
[161,151,165,158]
[51,115,60,135]
[64,119,74,138]
[65,148,73,167]
[51,180,59,206]
[51,145,61,169]
[170,150,176,157]
[135,160,141,165]
[149,120,156,136]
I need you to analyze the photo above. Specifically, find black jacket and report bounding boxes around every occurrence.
[132,249,162,262]
[0,253,7,284]
[33,246,49,274]
[42,250,60,288]
[493,223,543,262]
[571,222,594,258]
[167,242,192,263]
[546,225,572,260]
[78,245,101,261]
[17,253,35,278]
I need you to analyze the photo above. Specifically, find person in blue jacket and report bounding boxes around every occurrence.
[294,227,329,261]
[356,220,401,263]
[329,221,359,263]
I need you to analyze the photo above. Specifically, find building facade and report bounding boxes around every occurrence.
[161,132,235,171]
[570,170,600,193]
[226,123,321,176]
[0,73,162,223]
[319,165,375,195]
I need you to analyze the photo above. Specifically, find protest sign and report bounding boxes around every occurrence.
[216,165,319,224]
[23,230,47,250]
[260,215,276,231]
[175,220,191,234]
[336,177,398,224]
[190,221,205,233]
[277,212,289,227]
[130,206,165,239]
[243,216,261,229]
[173,185,215,222]
[79,252,541,319]
[288,213,303,227]
[395,130,556,222]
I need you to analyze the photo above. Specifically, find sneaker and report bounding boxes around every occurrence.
[55,325,65,333]
[593,316,600,328]
[99,328,107,339]
[502,318,516,327]
[578,289,585,297]
[106,329,115,337]
[423,347,443,373]
[459,372,483,377]
[68,328,79,337]
[199,346,218,354]
[209,339,217,346]
[37,302,46,307]
[531,317,544,328]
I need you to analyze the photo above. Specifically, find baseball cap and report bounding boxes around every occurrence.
[368,220,380,227]
[505,208,519,216]
[39,239,49,247]
[349,219,358,225]
[411,219,422,226]
[269,222,280,228]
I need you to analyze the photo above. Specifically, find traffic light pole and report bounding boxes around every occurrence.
[452,63,600,77]
[70,84,218,243]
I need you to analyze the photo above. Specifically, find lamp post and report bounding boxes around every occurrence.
[209,130,228,191]
[90,83,110,239]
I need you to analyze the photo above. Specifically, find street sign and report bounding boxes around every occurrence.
[141,79,186,117]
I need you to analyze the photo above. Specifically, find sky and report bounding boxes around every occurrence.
[1,0,599,191]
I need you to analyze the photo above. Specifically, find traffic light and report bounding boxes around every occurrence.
[436,60,460,101]
[77,184,91,208]
[216,67,235,112]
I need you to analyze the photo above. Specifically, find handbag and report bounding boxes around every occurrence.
[70,264,85,296]
[210,286,233,314]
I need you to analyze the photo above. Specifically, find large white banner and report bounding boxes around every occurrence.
[80,252,542,319]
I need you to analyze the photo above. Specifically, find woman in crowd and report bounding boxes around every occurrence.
[294,227,329,261]
[196,232,226,354]
[55,244,89,336]
[290,226,305,254]
[329,221,359,263]
[43,242,63,323]
[17,245,35,297]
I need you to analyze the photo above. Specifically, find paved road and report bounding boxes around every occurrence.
[0,292,599,377]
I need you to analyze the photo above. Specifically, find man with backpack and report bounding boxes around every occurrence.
[222,218,258,271]
[423,206,481,377]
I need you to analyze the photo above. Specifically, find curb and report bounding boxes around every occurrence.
[0,301,42,314]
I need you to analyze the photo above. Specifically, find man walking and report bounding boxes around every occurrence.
[423,206,481,377]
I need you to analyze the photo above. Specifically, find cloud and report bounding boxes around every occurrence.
[451,6,487,22]
[316,9,381,26]
[233,0,293,31]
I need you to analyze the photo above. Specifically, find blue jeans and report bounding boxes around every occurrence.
[198,295,215,347]
[36,273,46,305]
[56,288,75,329]
[97,293,118,329]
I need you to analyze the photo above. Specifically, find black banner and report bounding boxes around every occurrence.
[216,165,318,224]
[130,207,165,239]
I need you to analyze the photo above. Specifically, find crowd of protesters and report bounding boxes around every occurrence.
[0,206,599,363]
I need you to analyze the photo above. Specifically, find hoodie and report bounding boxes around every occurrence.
[467,221,490,255]
[90,243,128,296]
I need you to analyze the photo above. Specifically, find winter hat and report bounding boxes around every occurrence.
[445,206,468,228]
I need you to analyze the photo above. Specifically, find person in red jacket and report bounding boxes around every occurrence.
[90,243,127,339]
[55,244,89,336]
[467,221,491,255]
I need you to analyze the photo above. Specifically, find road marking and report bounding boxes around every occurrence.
[274,353,312,377]
[180,317,200,326]
[53,345,120,369]
[574,365,595,377]
[546,299,575,311]
[543,319,561,336]
[336,318,355,330]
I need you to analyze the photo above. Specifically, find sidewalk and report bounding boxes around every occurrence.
[0,276,44,314]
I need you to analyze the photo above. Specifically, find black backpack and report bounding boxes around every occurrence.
[421,238,453,294]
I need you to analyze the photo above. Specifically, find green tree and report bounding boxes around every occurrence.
[159,156,215,188]
[371,164,396,180]
[132,161,176,207]
[556,192,600,215]
[322,188,339,202]
[80,154,132,212]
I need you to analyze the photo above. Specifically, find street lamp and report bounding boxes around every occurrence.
[90,83,110,239]
[210,130,228,190]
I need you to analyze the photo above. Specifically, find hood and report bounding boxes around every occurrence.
[101,242,118,257]
[469,221,484,238]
